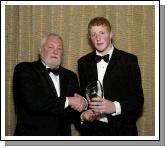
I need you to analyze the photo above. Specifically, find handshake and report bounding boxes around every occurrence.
[68,94,100,122]
[68,93,88,112]
[68,94,116,122]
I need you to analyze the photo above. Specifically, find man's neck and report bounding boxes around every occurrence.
[41,59,59,69]
[96,44,114,56]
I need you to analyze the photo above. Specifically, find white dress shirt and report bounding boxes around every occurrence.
[42,61,69,108]
[96,45,121,123]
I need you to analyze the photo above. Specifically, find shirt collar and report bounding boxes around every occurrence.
[96,44,114,60]
[41,60,50,68]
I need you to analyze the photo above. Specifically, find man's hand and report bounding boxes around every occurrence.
[89,97,116,114]
[80,109,98,122]
[68,93,87,112]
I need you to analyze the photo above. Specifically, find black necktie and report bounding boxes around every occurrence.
[47,68,60,76]
[95,54,109,63]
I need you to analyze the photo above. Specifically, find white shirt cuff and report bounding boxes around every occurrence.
[112,101,121,116]
[65,97,69,108]
[83,97,88,110]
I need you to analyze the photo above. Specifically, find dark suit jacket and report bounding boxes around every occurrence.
[13,59,80,136]
[78,48,144,136]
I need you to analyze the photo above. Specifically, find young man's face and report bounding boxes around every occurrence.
[89,25,113,55]
[39,36,64,69]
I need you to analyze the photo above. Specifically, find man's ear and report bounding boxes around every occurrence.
[110,31,113,39]
[38,48,42,58]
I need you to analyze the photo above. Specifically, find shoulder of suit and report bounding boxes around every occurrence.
[14,60,43,73]
[115,48,137,60]
[60,66,77,76]
[78,51,95,63]
[14,61,35,69]
[78,48,138,63]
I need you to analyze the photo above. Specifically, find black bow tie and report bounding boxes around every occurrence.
[47,68,60,75]
[95,54,110,63]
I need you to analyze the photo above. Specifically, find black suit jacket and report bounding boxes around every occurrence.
[13,60,80,136]
[78,48,144,135]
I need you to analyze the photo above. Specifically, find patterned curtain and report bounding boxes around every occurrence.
[5,5,155,136]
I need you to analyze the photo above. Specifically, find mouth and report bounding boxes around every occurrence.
[51,56,58,59]
[97,43,103,46]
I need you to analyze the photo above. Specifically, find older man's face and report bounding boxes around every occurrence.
[40,36,64,69]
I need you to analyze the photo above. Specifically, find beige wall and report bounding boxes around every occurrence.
[5,5,155,136]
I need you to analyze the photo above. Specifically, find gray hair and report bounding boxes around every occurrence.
[40,33,63,48]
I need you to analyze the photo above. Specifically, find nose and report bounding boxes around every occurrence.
[53,48,58,54]
[96,34,101,41]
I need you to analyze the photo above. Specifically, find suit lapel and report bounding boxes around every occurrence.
[88,49,119,82]
[89,52,98,81]
[36,60,58,97]
[103,48,119,81]
[59,67,68,97]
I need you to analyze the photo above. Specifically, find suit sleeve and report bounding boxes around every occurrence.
[120,56,144,115]
[65,73,82,133]
[77,59,87,98]
[13,63,66,115]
